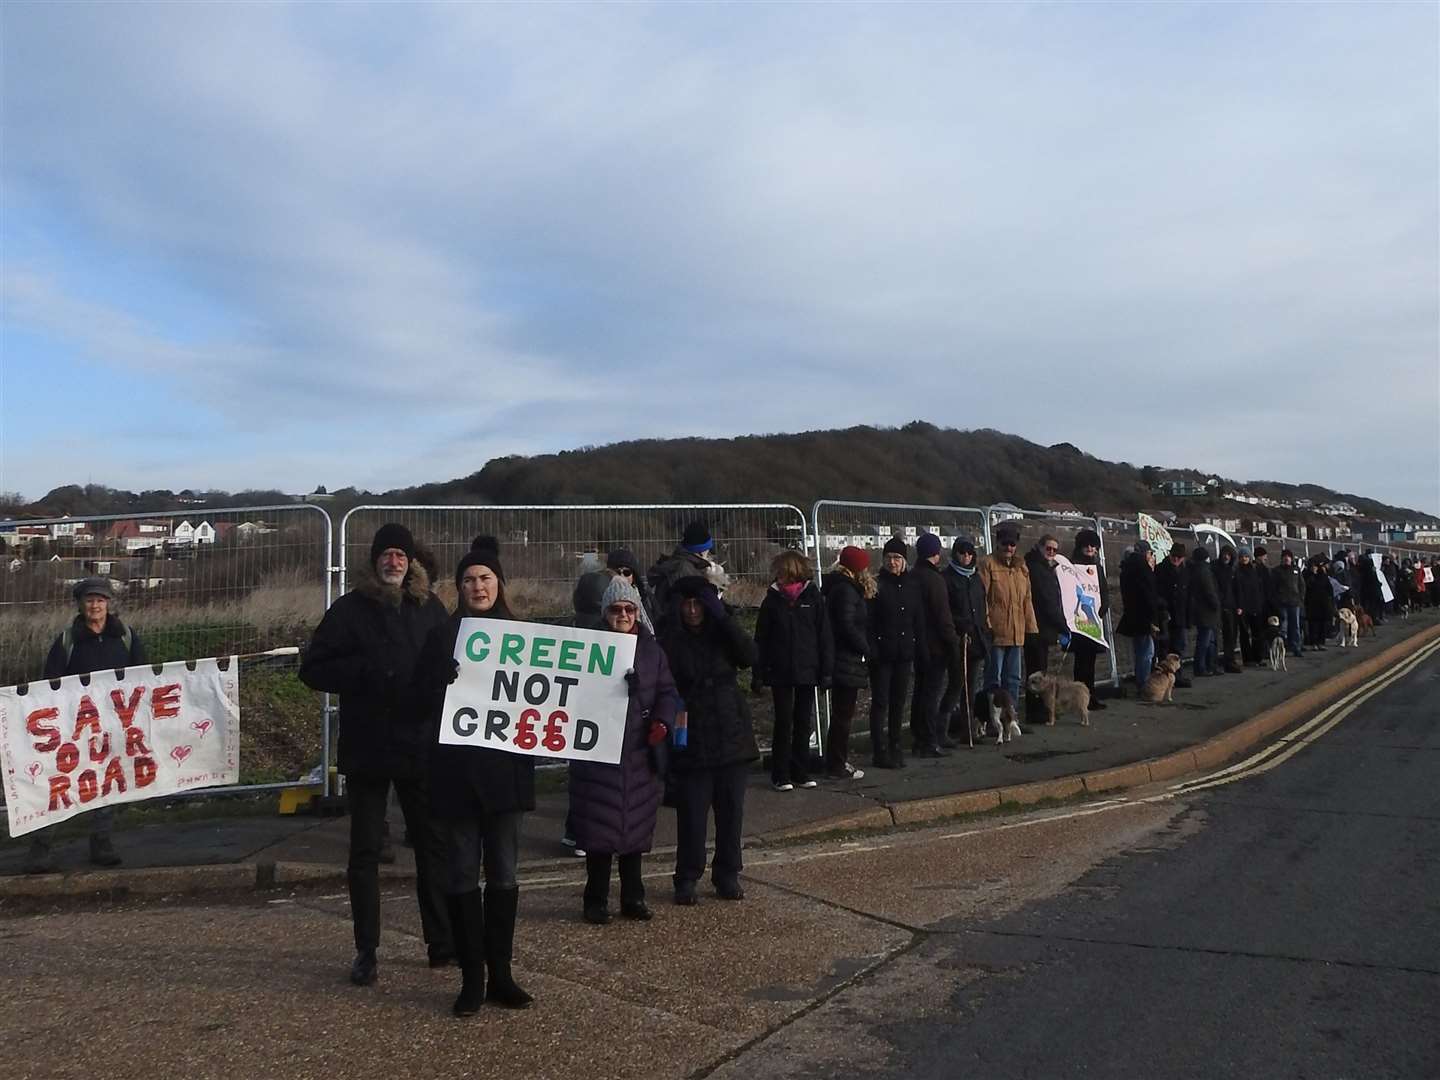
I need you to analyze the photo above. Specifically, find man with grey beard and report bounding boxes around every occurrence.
[301,523,453,986]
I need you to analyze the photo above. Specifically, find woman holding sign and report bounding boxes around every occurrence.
[419,537,535,1015]
[570,575,678,925]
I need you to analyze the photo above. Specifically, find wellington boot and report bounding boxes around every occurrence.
[484,886,533,1009]
[447,891,486,1017]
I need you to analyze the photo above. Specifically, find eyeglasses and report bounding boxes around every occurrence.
[1043,546,1058,554]
[608,604,637,616]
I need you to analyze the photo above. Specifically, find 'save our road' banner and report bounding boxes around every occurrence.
[0,658,240,838]
[439,620,636,764]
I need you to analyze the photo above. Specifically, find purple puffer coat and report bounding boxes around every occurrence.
[569,629,678,856]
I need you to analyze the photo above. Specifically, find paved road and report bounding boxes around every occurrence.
[3,641,1435,1079]
[719,637,1440,1079]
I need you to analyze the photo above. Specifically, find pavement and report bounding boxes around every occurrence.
[3,608,1438,899]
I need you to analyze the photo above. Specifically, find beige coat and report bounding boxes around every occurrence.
[978,552,1038,647]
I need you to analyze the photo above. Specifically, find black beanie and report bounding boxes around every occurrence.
[1075,528,1102,550]
[883,536,909,559]
[681,520,713,553]
[952,535,977,558]
[1192,546,1210,562]
[455,535,505,586]
[606,548,639,572]
[370,523,416,564]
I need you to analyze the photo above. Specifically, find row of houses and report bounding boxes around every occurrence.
[0,517,276,552]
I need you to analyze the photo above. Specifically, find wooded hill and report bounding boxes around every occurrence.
[13,422,1432,523]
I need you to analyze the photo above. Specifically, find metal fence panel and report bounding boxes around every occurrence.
[0,504,332,799]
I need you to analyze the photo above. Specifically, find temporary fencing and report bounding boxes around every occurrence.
[0,505,332,802]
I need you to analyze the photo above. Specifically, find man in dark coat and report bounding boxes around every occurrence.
[659,575,759,905]
[820,547,871,779]
[1234,546,1268,666]
[25,577,146,874]
[1187,547,1221,676]
[940,535,990,734]
[647,520,716,616]
[1155,543,1192,687]
[1023,535,1067,715]
[1117,542,1160,689]
[1358,550,1386,624]
[910,532,959,755]
[300,523,453,986]
[1213,547,1242,673]
[868,537,925,769]
[1271,550,1306,658]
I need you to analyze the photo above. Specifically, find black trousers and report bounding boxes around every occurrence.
[1023,633,1052,683]
[1306,613,1329,647]
[825,687,860,775]
[909,661,946,749]
[585,852,644,909]
[868,662,911,758]
[1239,612,1265,663]
[1070,637,1100,692]
[1220,611,1239,667]
[442,810,522,894]
[938,644,985,734]
[673,762,747,890]
[346,773,451,953]
[770,686,816,785]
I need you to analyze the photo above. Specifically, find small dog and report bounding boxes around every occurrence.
[1140,653,1183,703]
[1357,610,1376,638]
[1335,607,1359,647]
[1026,671,1091,726]
[1265,615,1286,673]
[979,688,1022,744]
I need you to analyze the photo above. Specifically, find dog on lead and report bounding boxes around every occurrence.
[976,688,1022,744]
[1026,671,1091,726]
[1334,607,1360,648]
[1139,653,1183,704]
[1265,615,1287,673]
[1357,610,1376,638]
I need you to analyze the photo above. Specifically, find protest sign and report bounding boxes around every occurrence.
[1054,555,1109,649]
[1137,513,1173,561]
[438,619,637,764]
[1370,554,1395,603]
[0,658,240,838]
[1424,567,1435,584]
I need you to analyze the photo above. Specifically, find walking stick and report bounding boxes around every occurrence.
[961,632,973,748]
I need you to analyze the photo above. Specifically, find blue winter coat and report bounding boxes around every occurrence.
[568,629,678,855]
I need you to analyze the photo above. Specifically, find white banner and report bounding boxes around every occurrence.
[1370,554,1395,604]
[438,619,636,764]
[1054,555,1109,650]
[1,658,240,838]
[1137,513,1173,562]
[1425,567,1435,584]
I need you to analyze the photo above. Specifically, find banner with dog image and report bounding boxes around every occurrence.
[439,619,637,764]
[1053,555,1108,649]
[1137,513,1173,561]
[0,659,240,838]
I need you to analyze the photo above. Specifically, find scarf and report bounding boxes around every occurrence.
[778,580,806,602]
[949,559,976,578]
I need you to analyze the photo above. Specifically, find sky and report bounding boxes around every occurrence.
[2,1,1437,513]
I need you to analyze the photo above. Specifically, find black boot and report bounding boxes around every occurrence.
[484,886,533,1008]
[446,891,485,1016]
[89,833,122,868]
[349,948,378,986]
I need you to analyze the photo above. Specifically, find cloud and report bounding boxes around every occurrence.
[1,1,1436,511]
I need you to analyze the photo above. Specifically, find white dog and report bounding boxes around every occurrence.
[1266,615,1287,673]
[1335,608,1359,648]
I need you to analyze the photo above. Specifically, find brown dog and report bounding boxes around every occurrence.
[1140,653,1183,703]
[1026,672,1091,726]
[1358,611,1376,638]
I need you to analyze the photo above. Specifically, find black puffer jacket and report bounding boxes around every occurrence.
[418,609,536,820]
[659,611,759,771]
[941,561,989,652]
[821,571,869,689]
[754,581,833,688]
[1213,551,1238,611]
[1024,547,1066,639]
[1271,561,1304,607]
[868,570,925,663]
[1234,562,1266,617]
[1305,567,1338,621]
[44,615,147,678]
[912,560,961,667]
[1187,553,1221,631]
[1155,557,1190,630]
[1117,552,1160,637]
[299,563,450,779]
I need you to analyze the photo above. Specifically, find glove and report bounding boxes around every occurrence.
[647,721,668,746]
[624,669,638,693]
[445,658,460,685]
[701,590,727,621]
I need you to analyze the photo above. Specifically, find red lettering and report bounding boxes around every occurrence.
[125,727,152,757]
[26,707,60,753]
[541,710,568,753]
[88,733,112,762]
[71,696,102,739]
[55,742,80,774]
[514,708,539,751]
[110,686,145,726]
[150,683,181,720]
[48,774,73,810]
[134,756,157,787]
[102,756,127,796]
[77,769,98,803]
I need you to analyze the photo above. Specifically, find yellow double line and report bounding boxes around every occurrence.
[1170,636,1440,795]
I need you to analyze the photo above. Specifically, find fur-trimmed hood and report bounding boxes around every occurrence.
[353,560,434,608]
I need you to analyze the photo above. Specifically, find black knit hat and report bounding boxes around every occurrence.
[681,520,713,553]
[916,532,942,559]
[1192,546,1210,562]
[370,523,416,564]
[455,535,504,585]
[1075,528,1102,549]
[952,535,977,558]
[671,574,718,603]
[606,548,639,572]
[883,536,909,559]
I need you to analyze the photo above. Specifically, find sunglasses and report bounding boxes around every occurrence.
[1001,541,1017,548]
[616,567,635,577]
[1043,546,1058,554]
[608,603,638,616]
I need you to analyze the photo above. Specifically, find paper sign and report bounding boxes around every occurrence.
[0,659,240,838]
[438,619,637,764]
[1054,555,1109,650]
[1138,513,1173,562]
[1370,554,1395,604]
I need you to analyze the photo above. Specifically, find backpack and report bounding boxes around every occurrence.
[58,624,132,669]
